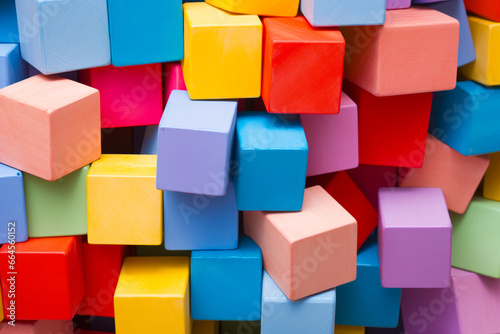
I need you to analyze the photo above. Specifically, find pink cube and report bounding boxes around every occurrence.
[162,62,187,107]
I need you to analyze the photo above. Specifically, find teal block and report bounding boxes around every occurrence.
[0,0,19,42]
[0,163,28,243]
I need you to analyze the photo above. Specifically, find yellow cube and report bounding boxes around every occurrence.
[459,16,500,86]
[335,325,365,334]
[193,320,219,334]
[205,0,299,17]
[484,152,500,201]
[114,257,191,334]
[182,3,262,99]
[87,154,162,245]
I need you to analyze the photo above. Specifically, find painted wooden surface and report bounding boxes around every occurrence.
[163,62,187,107]
[0,44,27,89]
[0,163,27,243]
[484,152,500,201]
[463,0,500,23]
[301,0,386,27]
[206,0,299,16]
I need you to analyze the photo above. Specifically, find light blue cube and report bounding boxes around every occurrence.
[0,43,27,88]
[301,0,386,27]
[107,0,183,66]
[0,163,28,243]
[233,112,308,211]
[191,236,263,320]
[0,0,19,42]
[140,125,159,155]
[15,0,110,74]
[261,271,336,334]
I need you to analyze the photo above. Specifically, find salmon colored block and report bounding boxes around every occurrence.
[87,155,162,245]
[114,257,191,334]
[484,152,500,201]
[464,0,500,23]
[342,7,459,96]
[192,321,219,334]
[262,17,344,114]
[163,62,187,107]
[206,0,299,16]
[244,185,357,300]
[0,74,101,181]
[182,3,262,99]
[400,134,490,214]
[459,16,500,86]
[335,325,365,334]
[0,320,73,333]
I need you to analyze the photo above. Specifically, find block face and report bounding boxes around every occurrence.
[24,165,88,237]
[464,0,500,22]
[87,155,163,245]
[234,112,308,211]
[15,0,110,74]
[244,186,357,300]
[262,17,345,114]
[261,271,336,334]
[163,62,187,107]
[386,0,410,10]
[0,163,28,243]
[484,152,500,201]
[378,188,452,288]
[301,0,386,27]
[114,257,191,334]
[0,44,27,89]
[335,325,366,334]
[182,3,262,99]
[0,75,101,181]
[342,7,459,96]
[191,237,262,321]
[156,90,237,195]
[0,0,19,43]
[206,0,299,16]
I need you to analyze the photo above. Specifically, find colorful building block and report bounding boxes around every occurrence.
[343,81,432,167]
[464,0,500,25]
[335,325,366,334]
[234,112,308,211]
[156,90,237,195]
[193,321,219,334]
[261,271,335,334]
[387,0,411,9]
[0,74,101,181]
[163,62,187,107]
[484,152,500,201]
[450,196,500,278]
[459,16,500,86]
[141,125,159,155]
[87,155,162,245]
[301,0,386,27]
[14,0,110,74]
[27,64,79,81]
[191,236,262,321]
[24,165,88,237]
[114,257,191,334]
[80,64,163,128]
[0,44,27,89]
[429,81,500,156]
[0,163,27,243]
[346,165,398,209]
[342,7,459,96]
[182,2,262,99]
[402,268,500,334]
[399,135,489,214]
[206,0,299,16]
[0,0,18,43]
[378,187,453,288]
[0,320,73,333]
[336,236,401,327]
[244,186,357,300]
[262,17,345,114]
[0,236,85,320]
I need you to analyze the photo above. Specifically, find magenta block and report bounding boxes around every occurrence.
[378,187,452,288]
[347,164,397,209]
[163,62,187,108]
[300,92,358,177]
[387,0,411,9]
[402,268,500,334]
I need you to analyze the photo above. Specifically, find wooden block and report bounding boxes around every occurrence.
[156,90,237,195]
[140,125,159,155]
[429,81,500,155]
[87,154,162,245]
[206,0,299,16]
[402,268,500,334]
[191,236,262,320]
[378,188,453,288]
[336,235,401,327]
[450,196,500,278]
[0,44,27,89]
[301,0,386,27]
[399,134,490,214]
[27,64,79,81]
[77,242,130,318]
[343,81,432,167]
[0,236,85,320]
[24,165,88,237]
[261,271,335,334]
[79,64,163,128]
[244,186,357,300]
[342,7,459,96]
[335,325,366,334]
[114,257,191,334]
[164,183,238,250]
[0,163,27,243]
[459,16,500,86]
[0,320,73,333]
[262,17,344,114]
[386,0,410,10]
[182,3,262,99]
[15,0,110,74]
[0,74,101,181]
[0,0,18,43]
[464,0,500,23]
[484,152,500,201]
[107,0,182,66]
[193,321,219,334]
[234,112,308,211]
[163,62,187,107]
[346,165,398,209]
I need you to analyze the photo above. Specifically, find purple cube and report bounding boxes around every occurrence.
[387,0,411,9]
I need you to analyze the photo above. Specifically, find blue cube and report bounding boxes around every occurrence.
[0,43,27,89]
[336,235,401,327]
[15,0,110,74]
[107,0,183,66]
[233,112,308,211]
[0,163,28,243]
[0,0,19,42]
[140,125,159,155]
[261,271,336,334]
[164,182,238,250]
[301,0,386,27]
[429,81,500,156]
[191,236,263,320]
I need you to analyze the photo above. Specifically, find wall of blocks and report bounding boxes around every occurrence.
[0,0,499,333]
